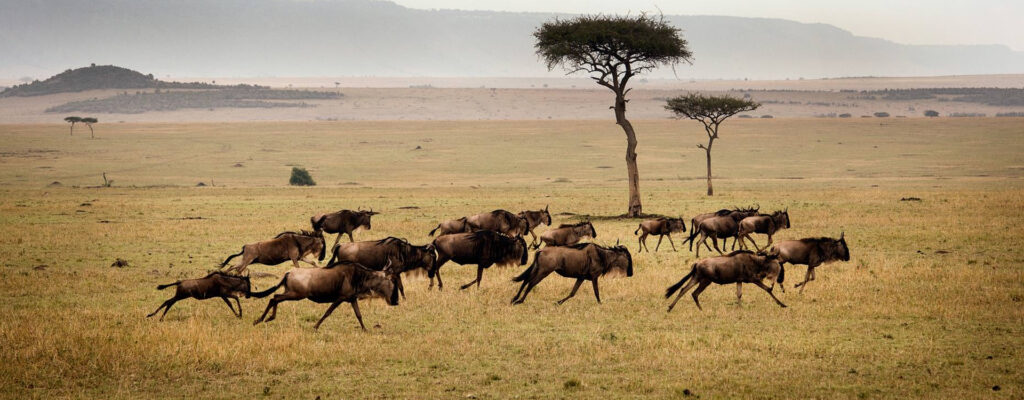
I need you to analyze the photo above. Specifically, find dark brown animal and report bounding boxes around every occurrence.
[428,217,471,236]
[430,230,529,290]
[511,241,633,305]
[539,221,597,247]
[251,261,399,330]
[221,230,326,274]
[665,250,786,311]
[327,237,437,298]
[147,272,252,321]
[465,209,529,237]
[634,217,687,252]
[518,206,553,247]
[769,233,850,293]
[683,206,759,251]
[311,209,378,248]
[737,209,791,251]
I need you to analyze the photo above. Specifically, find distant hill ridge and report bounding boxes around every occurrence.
[0,65,259,97]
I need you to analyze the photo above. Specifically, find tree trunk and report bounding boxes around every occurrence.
[87,124,94,139]
[705,139,714,196]
[614,93,642,217]
[69,123,74,136]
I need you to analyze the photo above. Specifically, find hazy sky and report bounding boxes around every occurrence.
[392,0,1024,51]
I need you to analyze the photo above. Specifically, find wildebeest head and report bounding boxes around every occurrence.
[407,243,438,272]
[372,260,400,306]
[774,209,791,229]
[515,236,529,265]
[669,218,686,232]
[543,205,552,225]
[316,231,327,261]
[357,210,376,230]
[607,240,634,277]
[310,214,328,231]
[758,252,784,284]
[837,232,850,261]
[586,221,597,238]
[223,272,253,298]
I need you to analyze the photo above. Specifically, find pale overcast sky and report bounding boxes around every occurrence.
[391,0,1024,51]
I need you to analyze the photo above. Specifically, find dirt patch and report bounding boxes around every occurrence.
[110,258,130,268]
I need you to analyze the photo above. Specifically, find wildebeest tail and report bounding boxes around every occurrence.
[220,247,244,268]
[634,224,642,235]
[326,244,340,266]
[156,281,181,290]
[428,224,441,236]
[250,273,289,298]
[512,253,540,282]
[664,265,695,298]
[777,264,785,283]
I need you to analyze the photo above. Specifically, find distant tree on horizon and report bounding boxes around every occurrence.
[924,110,939,117]
[81,117,98,138]
[534,14,692,217]
[64,116,82,136]
[665,93,760,196]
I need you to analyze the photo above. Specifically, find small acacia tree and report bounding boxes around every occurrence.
[64,116,82,136]
[535,14,692,217]
[81,117,98,138]
[665,93,760,196]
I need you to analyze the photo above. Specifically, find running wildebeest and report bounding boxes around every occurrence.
[634,217,687,252]
[147,271,252,321]
[683,206,759,251]
[430,230,529,290]
[736,209,791,251]
[518,206,553,247]
[510,241,633,305]
[539,221,597,247]
[428,217,471,236]
[769,233,850,293]
[221,230,327,274]
[327,237,437,298]
[311,209,378,248]
[664,250,786,311]
[690,208,762,257]
[251,260,399,330]
[465,209,529,237]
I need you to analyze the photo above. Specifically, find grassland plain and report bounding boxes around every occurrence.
[0,118,1022,399]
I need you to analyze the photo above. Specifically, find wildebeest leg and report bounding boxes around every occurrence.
[529,230,539,248]
[736,283,743,305]
[233,296,243,317]
[395,274,407,299]
[638,232,648,252]
[796,265,817,293]
[655,235,664,252]
[350,300,366,331]
[667,234,677,251]
[557,279,585,305]
[710,235,724,255]
[753,281,787,308]
[300,255,319,268]
[460,265,486,290]
[221,296,240,318]
[313,300,344,330]
[691,281,711,310]
[591,278,601,304]
[254,298,277,325]
[147,298,176,320]
[331,233,342,250]
[347,232,355,243]
[156,297,181,321]
[695,233,707,257]
[515,269,555,304]
[667,279,699,312]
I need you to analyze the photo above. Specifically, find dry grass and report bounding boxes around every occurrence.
[0,118,1022,398]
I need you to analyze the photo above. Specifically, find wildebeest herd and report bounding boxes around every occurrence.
[149,206,850,330]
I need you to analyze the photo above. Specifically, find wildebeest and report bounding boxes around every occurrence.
[251,261,399,330]
[147,271,252,321]
[683,206,759,251]
[428,217,471,236]
[634,217,687,252]
[465,209,529,237]
[510,241,633,305]
[221,230,326,274]
[310,209,378,248]
[430,230,529,290]
[664,250,786,311]
[518,206,553,246]
[327,237,437,298]
[769,233,850,293]
[736,209,791,251]
[539,221,597,247]
[690,208,762,257]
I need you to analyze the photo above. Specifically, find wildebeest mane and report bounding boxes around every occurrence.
[567,242,594,250]
[726,249,755,257]
[558,221,590,229]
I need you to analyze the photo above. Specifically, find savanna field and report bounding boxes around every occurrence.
[1,118,1022,398]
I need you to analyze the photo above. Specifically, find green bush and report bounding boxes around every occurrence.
[289,167,316,186]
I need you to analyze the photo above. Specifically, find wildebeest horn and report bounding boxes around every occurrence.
[840,231,845,240]
[545,204,549,212]
[615,238,620,246]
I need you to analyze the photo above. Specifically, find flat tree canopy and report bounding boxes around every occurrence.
[534,14,692,91]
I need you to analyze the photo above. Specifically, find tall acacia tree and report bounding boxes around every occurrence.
[535,14,692,217]
[64,116,82,136]
[81,117,98,139]
[665,93,760,196]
